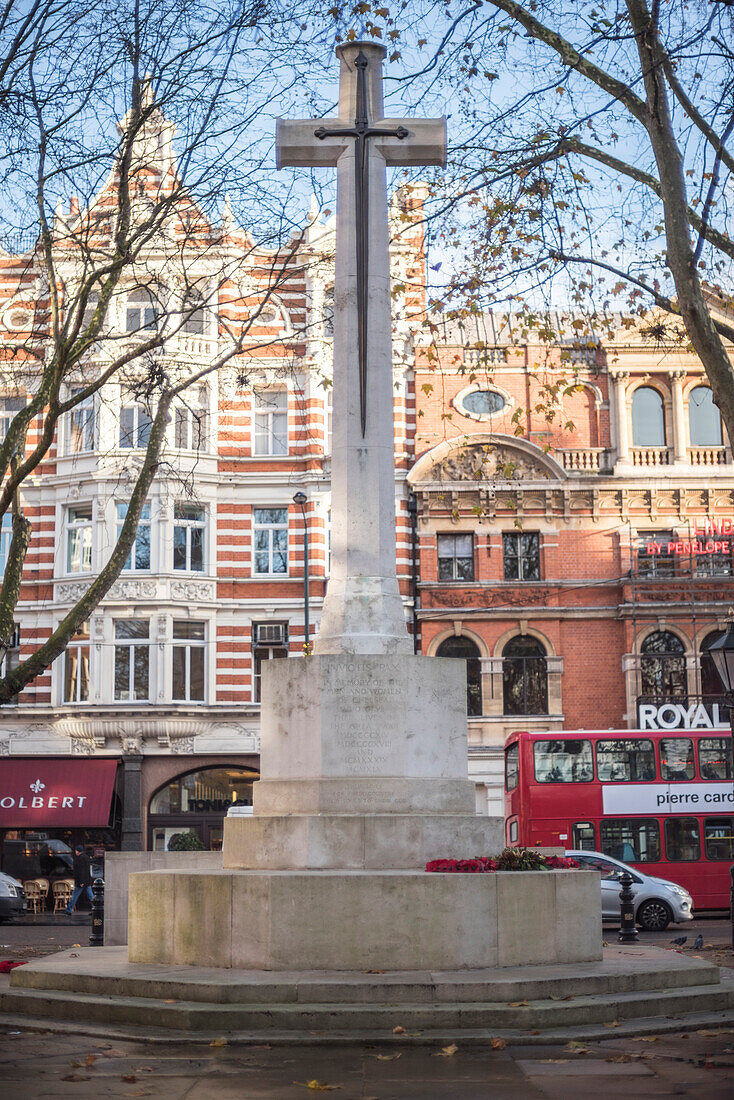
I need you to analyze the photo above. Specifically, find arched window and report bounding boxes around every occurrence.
[436,635,482,716]
[700,630,725,698]
[502,635,548,716]
[148,765,259,851]
[632,386,666,446]
[640,630,686,701]
[689,386,722,446]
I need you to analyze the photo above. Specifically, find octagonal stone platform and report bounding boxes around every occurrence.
[128,868,602,971]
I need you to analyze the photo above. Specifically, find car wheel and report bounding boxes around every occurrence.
[636,899,672,931]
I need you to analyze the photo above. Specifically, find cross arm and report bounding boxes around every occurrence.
[276,119,344,168]
[377,118,447,168]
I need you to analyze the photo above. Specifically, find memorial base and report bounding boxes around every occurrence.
[128,869,601,971]
[127,656,596,973]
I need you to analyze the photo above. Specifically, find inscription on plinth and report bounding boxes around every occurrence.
[259,654,468,785]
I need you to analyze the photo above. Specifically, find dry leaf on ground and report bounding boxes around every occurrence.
[293,1082,342,1092]
[392,1025,405,1034]
[538,1058,569,1064]
[102,1048,128,1057]
[631,1036,658,1043]
[62,1075,89,1082]
[84,1054,98,1067]
[121,1075,138,1083]
[371,1053,402,1061]
[490,1037,506,1050]
[210,1037,228,1047]
[603,1020,620,1028]
[432,1043,458,1057]
[163,999,177,1004]
[509,1000,528,1007]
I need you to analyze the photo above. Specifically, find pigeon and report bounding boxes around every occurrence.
[669,935,687,946]
[694,934,703,950]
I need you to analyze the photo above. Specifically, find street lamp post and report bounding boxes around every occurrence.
[293,492,310,654]
[706,613,734,949]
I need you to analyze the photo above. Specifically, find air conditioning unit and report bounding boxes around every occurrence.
[254,622,287,646]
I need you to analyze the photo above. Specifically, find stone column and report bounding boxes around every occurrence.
[121,754,143,851]
[669,370,687,462]
[611,371,630,463]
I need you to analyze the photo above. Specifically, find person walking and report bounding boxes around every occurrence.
[65,844,93,915]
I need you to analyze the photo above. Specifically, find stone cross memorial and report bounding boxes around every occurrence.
[125,43,599,973]
[276,41,445,655]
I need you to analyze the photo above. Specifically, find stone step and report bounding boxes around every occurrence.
[10,947,720,1006]
[2,980,733,1034]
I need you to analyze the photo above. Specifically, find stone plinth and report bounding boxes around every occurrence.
[251,654,474,816]
[223,813,503,870]
[128,869,602,971]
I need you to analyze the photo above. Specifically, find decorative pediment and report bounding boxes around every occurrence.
[408,434,566,486]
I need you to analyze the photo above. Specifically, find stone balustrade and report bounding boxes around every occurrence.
[687,446,728,465]
[557,448,607,471]
[631,447,671,466]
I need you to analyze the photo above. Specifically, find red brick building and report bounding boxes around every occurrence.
[0,99,424,859]
[0,89,732,858]
[408,311,734,813]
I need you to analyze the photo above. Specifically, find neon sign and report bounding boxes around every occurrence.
[643,518,734,557]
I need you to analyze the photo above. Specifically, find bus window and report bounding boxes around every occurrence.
[509,819,518,843]
[505,743,519,791]
[596,738,656,782]
[572,822,595,850]
[704,818,734,860]
[533,739,593,783]
[664,817,701,861]
[599,819,661,862]
[660,738,695,781]
[698,738,732,781]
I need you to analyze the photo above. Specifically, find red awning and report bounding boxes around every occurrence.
[0,759,118,827]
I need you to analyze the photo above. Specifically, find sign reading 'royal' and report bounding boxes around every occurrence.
[637,701,729,731]
[0,759,118,827]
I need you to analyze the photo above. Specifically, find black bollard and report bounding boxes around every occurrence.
[618,871,639,943]
[89,878,104,947]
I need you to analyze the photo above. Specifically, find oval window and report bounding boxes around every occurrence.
[461,389,506,416]
[5,308,30,330]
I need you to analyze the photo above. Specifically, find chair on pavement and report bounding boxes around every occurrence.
[34,877,50,910]
[52,879,74,914]
[23,880,43,914]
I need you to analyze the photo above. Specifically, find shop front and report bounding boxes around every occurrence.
[0,757,121,887]
[147,764,259,851]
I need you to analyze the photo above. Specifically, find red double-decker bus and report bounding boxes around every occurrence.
[504,729,734,909]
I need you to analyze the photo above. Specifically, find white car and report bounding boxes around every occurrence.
[566,850,694,931]
[0,872,26,922]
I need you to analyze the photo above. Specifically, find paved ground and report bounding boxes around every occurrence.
[0,918,90,959]
[606,915,734,971]
[0,916,732,1096]
[0,1026,733,1098]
